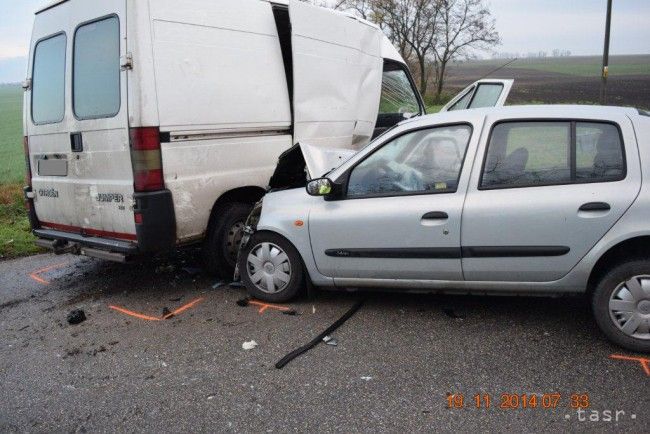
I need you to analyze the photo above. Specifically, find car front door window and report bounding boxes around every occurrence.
[347,125,472,197]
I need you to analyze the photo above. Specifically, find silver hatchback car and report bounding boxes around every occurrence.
[238,105,650,353]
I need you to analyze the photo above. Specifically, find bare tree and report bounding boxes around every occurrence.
[431,0,500,99]
[309,0,500,99]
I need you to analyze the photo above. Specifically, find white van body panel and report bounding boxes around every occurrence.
[27,0,136,240]
[148,0,291,132]
[139,0,293,241]
[290,0,383,150]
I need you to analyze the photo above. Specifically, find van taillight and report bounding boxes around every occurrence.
[23,136,32,188]
[130,127,164,192]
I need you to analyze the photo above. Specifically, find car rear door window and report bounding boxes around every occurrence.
[348,124,472,197]
[73,16,120,119]
[32,33,66,124]
[482,122,571,188]
[481,121,625,189]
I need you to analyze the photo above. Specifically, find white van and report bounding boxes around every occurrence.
[23,0,428,276]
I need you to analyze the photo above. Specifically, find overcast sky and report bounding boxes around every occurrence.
[0,0,648,82]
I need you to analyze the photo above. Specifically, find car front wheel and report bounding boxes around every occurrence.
[239,231,304,303]
[592,259,650,353]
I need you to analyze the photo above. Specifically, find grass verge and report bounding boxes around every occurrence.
[0,183,40,259]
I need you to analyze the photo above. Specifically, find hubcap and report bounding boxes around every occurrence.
[609,275,650,340]
[226,221,245,263]
[246,242,291,294]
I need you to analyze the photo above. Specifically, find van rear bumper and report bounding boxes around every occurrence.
[32,189,177,261]
[34,229,139,255]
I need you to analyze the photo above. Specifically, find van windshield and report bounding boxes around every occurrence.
[32,33,66,124]
[379,63,421,117]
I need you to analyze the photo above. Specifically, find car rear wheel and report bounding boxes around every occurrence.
[239,231,304,303]
[202,202,252,278]
[592,259,650,353]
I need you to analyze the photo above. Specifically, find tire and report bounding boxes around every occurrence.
[202,202,252,278]
[238,231,304,303]
[591,258,650,353]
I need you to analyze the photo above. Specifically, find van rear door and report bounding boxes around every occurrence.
[289,0,383,150]
[27,0,135,241]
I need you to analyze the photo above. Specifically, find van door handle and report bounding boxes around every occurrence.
[422,211,448,220]
[70,132,83,152]
[579,202,610,212]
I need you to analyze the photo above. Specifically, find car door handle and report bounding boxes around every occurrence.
[579,202,610,212]
[422,211,449,220]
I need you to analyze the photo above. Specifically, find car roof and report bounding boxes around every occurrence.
[401,105,640,129]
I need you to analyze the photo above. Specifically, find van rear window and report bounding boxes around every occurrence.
[32,33,66,124]
[73,16,120,119]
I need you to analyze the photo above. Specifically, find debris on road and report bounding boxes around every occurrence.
[162,307,174,319]
[229,282,245,289]
[275,300,364,369]
[212,280,227,289]
[242,340,258,350]
[282,310,299,316]
[322,335,337,346]
[181,267,202,276]
[236,298,250,307]
[155,264,175,274]
[66,309,86,325]
[312,305,316,314]
[361,376,372,381]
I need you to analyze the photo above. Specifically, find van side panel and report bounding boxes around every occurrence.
[161,134,292,241]
[147,0,292,241]
[148,0,291,131]
[27,0,136,241]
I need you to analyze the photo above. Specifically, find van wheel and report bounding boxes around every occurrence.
[202,202,252,277]
[592,258,650,353]
[238,231,304,303]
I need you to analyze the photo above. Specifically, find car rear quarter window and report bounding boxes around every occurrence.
[31,33,66,124]
[73,16,120,119]
[576,122,624,181]
[481,120,625,189]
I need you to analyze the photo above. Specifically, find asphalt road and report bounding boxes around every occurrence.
[1,252,648,433]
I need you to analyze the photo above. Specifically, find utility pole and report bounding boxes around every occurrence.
[599,0,613,105]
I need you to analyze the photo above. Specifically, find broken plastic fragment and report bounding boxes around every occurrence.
[322,335,338,346]
[242,340,258,350]
[361,376,372,381]
[67,309,86,325]
[282,310,299,316]
[212,280,227,289]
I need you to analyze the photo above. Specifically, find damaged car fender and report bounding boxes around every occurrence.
[254,188,334,287]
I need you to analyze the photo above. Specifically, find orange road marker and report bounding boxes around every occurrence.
[28,262,69,285]
[248,299,291,314]
[609,354,650,376]
[109,297,205,322]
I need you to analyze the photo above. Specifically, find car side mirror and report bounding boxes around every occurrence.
[306,178,334,197]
